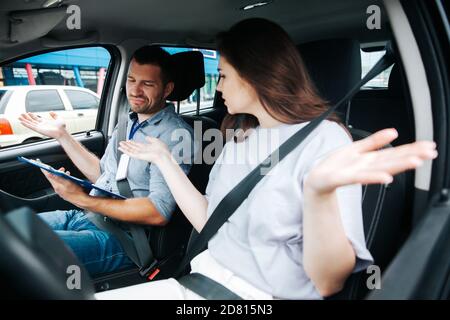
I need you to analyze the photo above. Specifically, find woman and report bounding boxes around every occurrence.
[97,18,437,300]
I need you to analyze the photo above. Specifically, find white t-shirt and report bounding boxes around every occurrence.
[204,120,374,299]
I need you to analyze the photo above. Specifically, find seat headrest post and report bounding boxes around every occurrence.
[345,100,352,127]
[196,88,200,116]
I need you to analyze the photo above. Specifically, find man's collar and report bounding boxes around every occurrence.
[128,102,175,126]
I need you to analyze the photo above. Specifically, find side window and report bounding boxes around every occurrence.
[26,90,65,112]
[361,49,393,88]
[0,46,111,148]
[65,90,99,110]
[163,47,219,114]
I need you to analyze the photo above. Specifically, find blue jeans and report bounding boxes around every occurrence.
[38,210,134,276]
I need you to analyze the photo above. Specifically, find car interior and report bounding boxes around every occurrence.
[0,0,448,299]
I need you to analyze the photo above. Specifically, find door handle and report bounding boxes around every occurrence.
[77,113,84,117]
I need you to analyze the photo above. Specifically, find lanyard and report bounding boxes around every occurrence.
[128,119,144,140]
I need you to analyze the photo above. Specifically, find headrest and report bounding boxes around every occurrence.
[297,39,361,104]
[167,51,205,101]
[387,63,402,97]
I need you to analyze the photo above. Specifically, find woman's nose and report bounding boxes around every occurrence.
[216,79,223,92]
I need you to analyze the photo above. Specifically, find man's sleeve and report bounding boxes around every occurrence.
[146,126,195,221]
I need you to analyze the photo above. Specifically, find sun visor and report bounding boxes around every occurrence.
[9,6,67,43]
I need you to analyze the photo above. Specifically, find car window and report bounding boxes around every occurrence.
[26,90,65,112]
[65,90,99,110]
[0,46,111,148]
[0,90,12,114]
[163,47,219,114]
[361,49,393,88]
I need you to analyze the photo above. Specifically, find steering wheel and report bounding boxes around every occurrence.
[0,206,95,299]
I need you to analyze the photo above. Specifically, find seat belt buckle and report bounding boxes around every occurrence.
[139,260,160,281]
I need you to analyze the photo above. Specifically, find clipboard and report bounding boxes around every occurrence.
[17,156,126,199]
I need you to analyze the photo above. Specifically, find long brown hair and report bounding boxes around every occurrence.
[217,18,341,138]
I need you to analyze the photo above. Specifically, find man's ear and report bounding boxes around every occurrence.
[163,81,175,99]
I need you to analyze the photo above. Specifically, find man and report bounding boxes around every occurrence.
[18,46,194,275]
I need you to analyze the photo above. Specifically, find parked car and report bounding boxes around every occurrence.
[0,85,99,147]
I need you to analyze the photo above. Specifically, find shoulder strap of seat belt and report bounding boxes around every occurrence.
[87,90,144,267]
[110,90,154,269]
[175,46,396,279]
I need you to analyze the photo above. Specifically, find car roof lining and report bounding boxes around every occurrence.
[0,0,389,62]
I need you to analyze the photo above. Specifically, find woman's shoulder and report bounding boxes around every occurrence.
[219,120,352,158]
[299,120,352,164]
[279,120,352,148]
[316,120,353,144]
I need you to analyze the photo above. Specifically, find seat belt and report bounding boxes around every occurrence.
[174,47,395,298]
[178,273,243,300]
[88,90,156,278]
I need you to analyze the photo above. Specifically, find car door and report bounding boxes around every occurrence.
[367,0,450,299]
[0,46,116,214]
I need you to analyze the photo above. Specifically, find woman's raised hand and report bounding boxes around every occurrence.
[304,128,438,195]
[118,136,171,165]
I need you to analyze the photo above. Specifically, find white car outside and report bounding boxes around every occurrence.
[0,85,99,147]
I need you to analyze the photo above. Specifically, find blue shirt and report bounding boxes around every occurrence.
[90,104,195,221]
